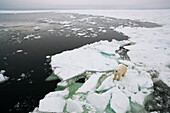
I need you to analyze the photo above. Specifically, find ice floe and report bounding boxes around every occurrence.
[34,36,41,39]
[16,49,23,53]
[36,39,154,112]
[59,21,71,25]
[0,70,9,83]
[38,18,55,24]
[24,34,35,40]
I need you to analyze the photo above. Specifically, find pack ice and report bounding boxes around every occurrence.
[35,39,154,113]
[33,10,169,113]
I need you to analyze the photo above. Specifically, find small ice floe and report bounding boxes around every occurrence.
[24,34,35,40]
[71,28,80,31]
[16,50,23,53]
[109,26,115,29]
[87,28,94,32]
[69,15,76,19]
[91,33,97,37]
[38,18,55,24]
[101,30,107,33]
[0,70,9,83]
[21,73,26,78]
[89,22,96,25]
[46,56,50,59]
[33,26,40,31]
[34,36,41,39]
[63,25,71,27]
[59,21,71,25]
[77,32,86,36]
[48,29,55,33]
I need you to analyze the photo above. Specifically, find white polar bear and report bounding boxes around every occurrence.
[113,64,127,81]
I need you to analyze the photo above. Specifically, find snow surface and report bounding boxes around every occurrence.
[31,10,170,113]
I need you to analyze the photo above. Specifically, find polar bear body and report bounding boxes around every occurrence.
[113,64,127,81]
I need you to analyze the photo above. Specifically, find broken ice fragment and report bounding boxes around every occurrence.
[76,73,103,93]
[39,97,66,112]
[110,87,130,113]
[86,92,110,111]
[66,99,83,112]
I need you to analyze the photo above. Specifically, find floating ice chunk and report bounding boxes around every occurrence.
[87,28,93,31]
[86,92,111,111]
[33,26,40,31]
[76,73,103,93]
[21,73,26,78]
[34,36,41,39]
[46,56,50,59]
[39,97,65,112]
[91,33,97,37]
[109,26,115,29]
[0,70,5,74]
[77,32,86,36]
[24,34,34,40]
[110,87,130,113]
[64,24,71,27]
[66,98,83,112]
[59,21,71,25]
[89,22,96,25]
[69,15,76,19]
[71,28,80,31]
[0,70,9,83]
[102,30,107,33]
[48,29,55,33]
[16,50,23,53]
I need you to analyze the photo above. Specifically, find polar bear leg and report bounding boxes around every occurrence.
[113,74,117,80]
[117,74,121,81]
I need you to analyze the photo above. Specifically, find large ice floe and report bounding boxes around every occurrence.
[33,10,170,113]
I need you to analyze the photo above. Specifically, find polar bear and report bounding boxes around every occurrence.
[113,64,127,81]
